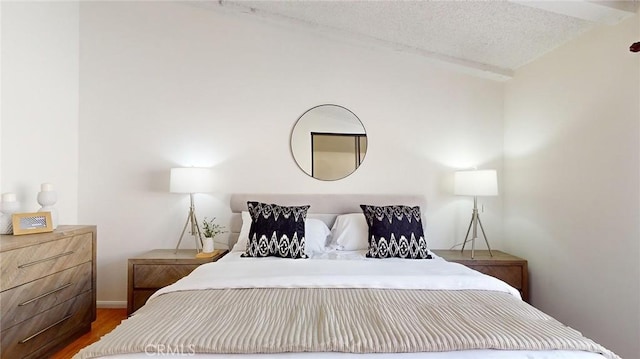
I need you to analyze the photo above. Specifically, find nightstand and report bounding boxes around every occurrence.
[432,250,529,303]
[127,249,228,315]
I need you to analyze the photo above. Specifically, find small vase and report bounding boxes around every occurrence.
[37,183,58,229]
[202,237,215,253]
[0,193,19,235]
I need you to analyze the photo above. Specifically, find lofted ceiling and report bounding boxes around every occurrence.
[210,0,638,81]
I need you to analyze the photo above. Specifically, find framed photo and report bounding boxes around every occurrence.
[11,212,54,235]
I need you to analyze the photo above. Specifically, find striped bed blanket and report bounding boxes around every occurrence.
[74,288,619,359]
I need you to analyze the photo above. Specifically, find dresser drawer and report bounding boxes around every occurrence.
[133,264,200,288]
[0,262,92,330]
[467,265,523,289]
[0,290,92,359]
[0,233,93,291]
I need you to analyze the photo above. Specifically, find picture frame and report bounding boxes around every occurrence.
[11,212,54,235]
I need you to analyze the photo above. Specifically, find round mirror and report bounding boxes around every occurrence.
[291,104,367,181]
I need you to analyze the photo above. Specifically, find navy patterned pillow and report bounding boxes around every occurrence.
[242,202,310,259]
[360,205,432,259]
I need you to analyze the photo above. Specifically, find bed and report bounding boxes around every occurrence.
[74,194,619,359]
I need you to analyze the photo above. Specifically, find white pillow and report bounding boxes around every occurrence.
[231,211,252,252]
[304,219,331,256]
[232,211,331,255]
[330,213,369,251]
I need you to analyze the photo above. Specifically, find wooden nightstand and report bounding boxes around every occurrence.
[127,249,227,315]
[432,250,529,303]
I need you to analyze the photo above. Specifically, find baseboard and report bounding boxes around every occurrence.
[97,301,127,308]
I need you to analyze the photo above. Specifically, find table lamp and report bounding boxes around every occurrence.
[170,167,213,253]
[454,169,498,259]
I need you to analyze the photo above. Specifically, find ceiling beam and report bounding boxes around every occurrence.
[213,1,513,82]
[509,1,638,25]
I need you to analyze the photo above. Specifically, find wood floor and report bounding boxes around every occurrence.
[52,308,127,359]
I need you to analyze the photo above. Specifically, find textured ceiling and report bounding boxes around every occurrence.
[215,0,638,81]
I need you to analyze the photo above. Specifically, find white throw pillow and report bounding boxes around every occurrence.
[232,212,331,255]
[304,219,331,256]
[330,213,369,251]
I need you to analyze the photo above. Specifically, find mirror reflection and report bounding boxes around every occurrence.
[291,104,367,181]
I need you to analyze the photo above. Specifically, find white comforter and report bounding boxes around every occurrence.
[108,251,607,359]
[150,251,521,301]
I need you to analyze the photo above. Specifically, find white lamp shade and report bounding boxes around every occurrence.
[454,169,498,196]
[170,167,214,193]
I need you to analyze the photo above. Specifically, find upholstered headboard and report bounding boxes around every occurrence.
[228,193,426,248]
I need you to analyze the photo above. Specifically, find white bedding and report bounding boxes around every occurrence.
[97,251,609,359]
[150,251,521,301]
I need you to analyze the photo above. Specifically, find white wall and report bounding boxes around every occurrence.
[1,2,79,222]
[77,2,504,304]
[503,16,640,359]
[1,2,3,191]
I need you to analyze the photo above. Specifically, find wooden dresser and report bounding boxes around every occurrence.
[433,250,529,303]
[0,225,97,359]
[127,249,228,315]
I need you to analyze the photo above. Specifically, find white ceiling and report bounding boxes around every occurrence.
[212,0,638,81]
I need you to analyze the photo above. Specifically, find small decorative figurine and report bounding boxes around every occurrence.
[37,183,58,229]
[0,193,19,234]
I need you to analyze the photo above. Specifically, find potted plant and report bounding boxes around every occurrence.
[201,217,227,253]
